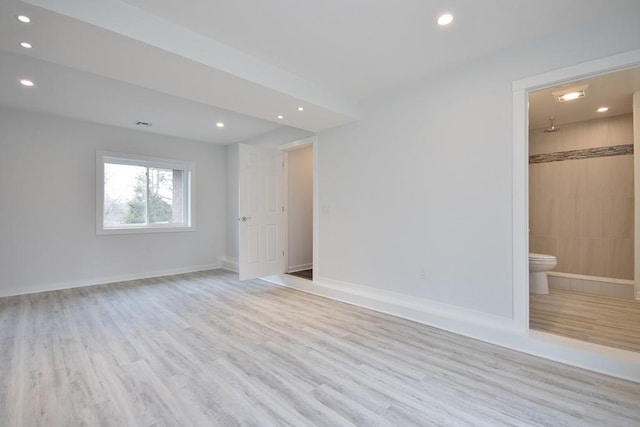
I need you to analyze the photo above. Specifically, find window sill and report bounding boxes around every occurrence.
[96,225,196,235]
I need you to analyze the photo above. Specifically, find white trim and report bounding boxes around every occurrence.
[312,138,319,277]
[512,50,640,92]
[277,136,316,152]
[262,274,640,382]
[0,263,219,298]
[634,92,640,300]
[264,274,521,335]
[512,49,640,330]
[288,263,313,273]
[283,150,290,272]
[512,87,529,332]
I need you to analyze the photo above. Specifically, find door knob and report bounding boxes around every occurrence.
[238,216,252,222]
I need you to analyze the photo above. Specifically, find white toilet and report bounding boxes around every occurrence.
[529,253,557,294]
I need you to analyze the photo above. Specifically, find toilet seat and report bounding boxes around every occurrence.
[529,253,556,262]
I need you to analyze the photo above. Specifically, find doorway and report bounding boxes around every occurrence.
[526,68,639,352]
[283,142,314,281]
[512,49,640,351]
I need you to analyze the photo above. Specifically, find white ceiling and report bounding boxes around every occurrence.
[1,0,639,143]
[0,51,283,143]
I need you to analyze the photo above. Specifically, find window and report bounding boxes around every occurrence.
[96,152,195,234]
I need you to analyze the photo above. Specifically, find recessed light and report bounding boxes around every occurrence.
[597,106,609,113]
[277,115,284,119]
[437,13,453,26]
[297,107,304,111]
[20,79,34,87]
[17,15,31,23]
[216,122,225,128]
[20,42,32,49]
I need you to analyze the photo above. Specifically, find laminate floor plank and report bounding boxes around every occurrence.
[530,289,640,352]
[1,270,639,426]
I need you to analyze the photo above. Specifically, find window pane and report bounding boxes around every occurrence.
[147,167,182,224]
[171,169,185,224]
[104,163,147,226]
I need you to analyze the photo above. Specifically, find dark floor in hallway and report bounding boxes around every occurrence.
[288,269,312,280]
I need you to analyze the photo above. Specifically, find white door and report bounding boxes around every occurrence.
[238,144,285,280]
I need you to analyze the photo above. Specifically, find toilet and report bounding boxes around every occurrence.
[529,253,557,294]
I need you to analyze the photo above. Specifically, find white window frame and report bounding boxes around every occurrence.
[96,151,196,235]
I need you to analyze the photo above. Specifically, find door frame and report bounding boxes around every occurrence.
[278,136,318,278]
[512,49,640,332]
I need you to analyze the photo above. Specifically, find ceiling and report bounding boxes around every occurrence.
[1,0,639,144]
[0,51,283,143]
[529,67,640,130]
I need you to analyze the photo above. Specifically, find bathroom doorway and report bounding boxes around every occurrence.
[283,141,314,281]
[525,66,640,352]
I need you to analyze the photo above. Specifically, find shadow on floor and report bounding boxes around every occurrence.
[288,269,312,280]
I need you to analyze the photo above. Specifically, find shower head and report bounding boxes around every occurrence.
[543,118,559,133]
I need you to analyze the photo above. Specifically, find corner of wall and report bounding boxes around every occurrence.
[218,256,239,273]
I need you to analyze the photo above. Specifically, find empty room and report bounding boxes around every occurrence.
[1,0,640,425]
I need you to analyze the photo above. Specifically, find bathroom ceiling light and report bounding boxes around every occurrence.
[557,91,584,102]
[277,115,284,119]
[552,84,588,102]
[297,107,304,111]
[20,42,32,49]
[20,79,34,87]
[17,15,31,23]
[597,106,609,113]
[437,13,453,26]
[216,122,225,128]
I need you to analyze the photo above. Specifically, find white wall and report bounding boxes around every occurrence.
[240,127,314,148]
[0,108,226,297]
[315,8,640,319]
[225,143,239,261]
[287,145,313,271]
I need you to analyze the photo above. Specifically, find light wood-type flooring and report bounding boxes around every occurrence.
[1,270,639,426]
[530,289,640,353]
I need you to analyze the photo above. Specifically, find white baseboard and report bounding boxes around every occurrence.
[0,263,220,298]
[218,256,239,273]
[263,273,521,337]
[287,263,312,273]
[262,274,640,383]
